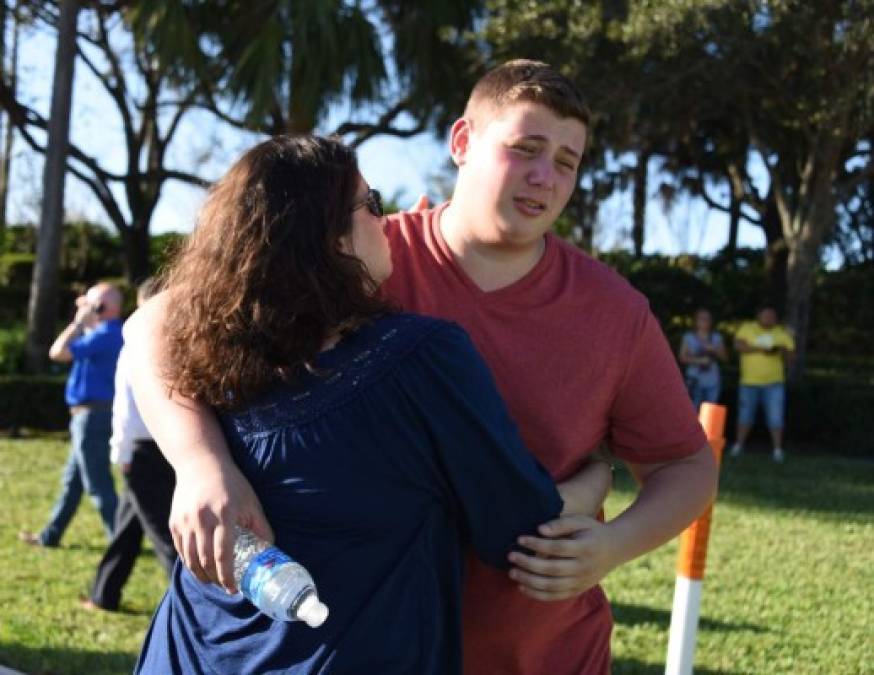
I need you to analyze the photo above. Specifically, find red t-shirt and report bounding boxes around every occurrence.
[382,203,706,674]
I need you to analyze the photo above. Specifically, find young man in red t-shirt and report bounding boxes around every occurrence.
[381,60,716,673]
[130,61,717,673]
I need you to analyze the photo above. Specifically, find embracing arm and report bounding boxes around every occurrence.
[506,447,613,597]
[555,448,613,518]
[125,293,272,593]
[510,444,717,600]
[510,306,718,600]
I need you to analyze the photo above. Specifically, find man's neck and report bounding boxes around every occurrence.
[441,202,546,293]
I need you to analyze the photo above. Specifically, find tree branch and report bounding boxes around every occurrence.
[345,120,427,148]
[0,81,129,185]
[5,100,128,232]
[697,181,728,213]
[152,169,211,189]
[66,160,129,233]
[90,9,137,153]
[836,160,874,199]
[161,87,199,148]
[74,41,137,152]
[332,97,423,147]
[750,133,793,241]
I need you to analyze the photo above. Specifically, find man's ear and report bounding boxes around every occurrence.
[449,117,473,167]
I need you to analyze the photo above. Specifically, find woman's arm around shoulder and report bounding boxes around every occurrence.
[125,292,273,593]
[400,321,563,569]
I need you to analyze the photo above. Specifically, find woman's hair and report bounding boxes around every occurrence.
[163,135,391,409]
[137,276,162,303]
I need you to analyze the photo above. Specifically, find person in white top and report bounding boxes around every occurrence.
[81,278,177,612]
[109,346,154,471]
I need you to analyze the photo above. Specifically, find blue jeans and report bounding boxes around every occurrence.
[688,381,720,410]
[39,408,118,546]
[737,383,786,429]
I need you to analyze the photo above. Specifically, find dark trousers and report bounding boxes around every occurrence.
[90,440,176,610]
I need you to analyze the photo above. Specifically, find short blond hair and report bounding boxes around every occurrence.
[464,59,590,128]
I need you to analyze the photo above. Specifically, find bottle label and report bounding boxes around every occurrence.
[241,547,295,609]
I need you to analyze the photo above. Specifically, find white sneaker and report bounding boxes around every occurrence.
[729,443,743,458]
[772,448,785,463]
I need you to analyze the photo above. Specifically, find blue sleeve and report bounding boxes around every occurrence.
[398,322,563,569]
[69,327,120,359]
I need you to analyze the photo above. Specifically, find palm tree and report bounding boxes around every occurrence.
[24,0,79,373]
[127,0,482,144]
[0,0,21,238]
[2,2,212,283]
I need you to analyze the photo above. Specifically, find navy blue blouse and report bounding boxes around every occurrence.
[136,313,561,674]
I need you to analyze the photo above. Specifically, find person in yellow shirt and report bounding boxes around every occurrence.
[729,304,796,462]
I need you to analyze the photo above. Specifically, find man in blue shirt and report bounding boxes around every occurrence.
[20,282,124,547]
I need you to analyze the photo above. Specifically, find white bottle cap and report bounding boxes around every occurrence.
[297,593,329,628]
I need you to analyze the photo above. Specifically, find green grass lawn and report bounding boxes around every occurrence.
[1,437,872,675]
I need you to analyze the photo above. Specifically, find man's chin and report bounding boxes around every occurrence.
[489,226,548,251]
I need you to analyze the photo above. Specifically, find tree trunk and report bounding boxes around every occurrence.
[632,150,649,258]
[726,189,740,258]
[0,0,6,237]
[784,232,820,381]
[0,0,16,236]
[761,194,787,311]
[570,188,594,252]
[120,223,151,284]
[723,160,747,261]
[783,183,835,382]
[24,0,79,373]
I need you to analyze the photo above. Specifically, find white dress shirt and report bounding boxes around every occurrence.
[109,345,153,465]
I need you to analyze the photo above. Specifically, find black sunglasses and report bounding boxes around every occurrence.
[352,188,383,218]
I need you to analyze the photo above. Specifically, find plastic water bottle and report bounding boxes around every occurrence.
[232,526,329,627]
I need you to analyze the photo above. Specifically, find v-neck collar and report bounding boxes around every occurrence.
[429,202,556,304]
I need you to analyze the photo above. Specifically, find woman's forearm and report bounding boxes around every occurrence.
[124,292,272,592]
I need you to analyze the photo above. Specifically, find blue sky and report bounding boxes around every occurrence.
[7,18,768,257]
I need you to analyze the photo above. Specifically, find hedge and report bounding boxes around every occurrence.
[0,376,69,431]
[1,373,872,457]
[718,376,874,457]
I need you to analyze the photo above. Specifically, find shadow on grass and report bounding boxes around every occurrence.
[613,602,766,634]
[0,645,743,675]
[0,643,137,675]
[614,451,874,520]
[110,604,153,618]
[716,450,874,519]
[613,657,740,674]
[62,542,113,555]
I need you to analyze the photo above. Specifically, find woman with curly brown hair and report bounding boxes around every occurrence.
[133,135,561,675]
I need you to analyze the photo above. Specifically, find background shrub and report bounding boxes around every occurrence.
[0,375,68,431]
[714,371,874,458]
[0,325,26,374]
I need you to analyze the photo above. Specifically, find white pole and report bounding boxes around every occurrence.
[665,575,703,675]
